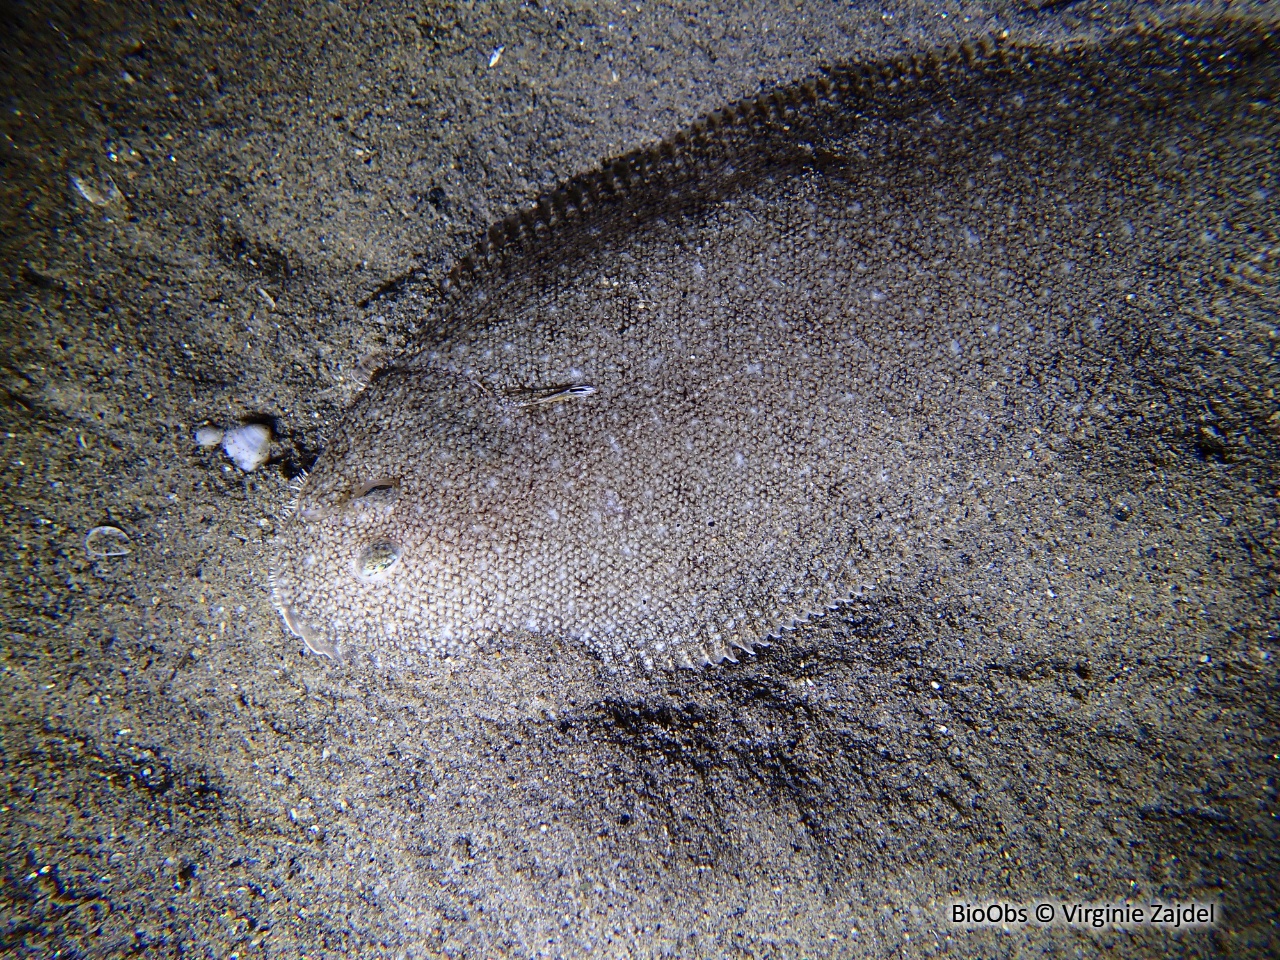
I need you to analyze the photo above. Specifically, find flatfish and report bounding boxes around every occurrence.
[271,12,1278,670]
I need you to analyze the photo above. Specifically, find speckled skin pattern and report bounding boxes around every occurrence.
[273,16,1278,671]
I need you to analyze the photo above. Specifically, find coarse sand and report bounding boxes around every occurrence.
[1,1,1276,957]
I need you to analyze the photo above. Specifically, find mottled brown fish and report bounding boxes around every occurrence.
[272,12,1278,670]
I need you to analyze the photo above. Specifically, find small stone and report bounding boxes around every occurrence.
[194,426,223,449]
[222,424,271,472]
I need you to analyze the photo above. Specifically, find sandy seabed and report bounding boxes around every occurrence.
[1,1,1276,957]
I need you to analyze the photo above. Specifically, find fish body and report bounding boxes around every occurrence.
[272,15,1279,670]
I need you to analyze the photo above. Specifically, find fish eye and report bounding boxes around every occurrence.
[350,479,400,510]
[355,541,403,582]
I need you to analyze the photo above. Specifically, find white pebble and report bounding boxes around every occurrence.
[222,424,271,472]
[195,426,224,449]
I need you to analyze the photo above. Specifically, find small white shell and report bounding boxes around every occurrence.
[70,173,122,207]
[222,424,271,472]
[86,526,132,557]
[195,426,224,449]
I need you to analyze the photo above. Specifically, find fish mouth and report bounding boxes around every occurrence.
[270,561,340,658]
[279,603,338,658]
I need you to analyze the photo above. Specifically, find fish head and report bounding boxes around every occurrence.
[270,366,530,662]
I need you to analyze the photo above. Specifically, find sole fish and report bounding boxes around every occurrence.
[272,12,1278,670]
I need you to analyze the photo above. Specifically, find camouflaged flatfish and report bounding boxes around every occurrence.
[272,12,1279,670]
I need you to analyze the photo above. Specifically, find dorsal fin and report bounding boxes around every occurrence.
[400,9,1273,326]
[436,43,1003,301]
